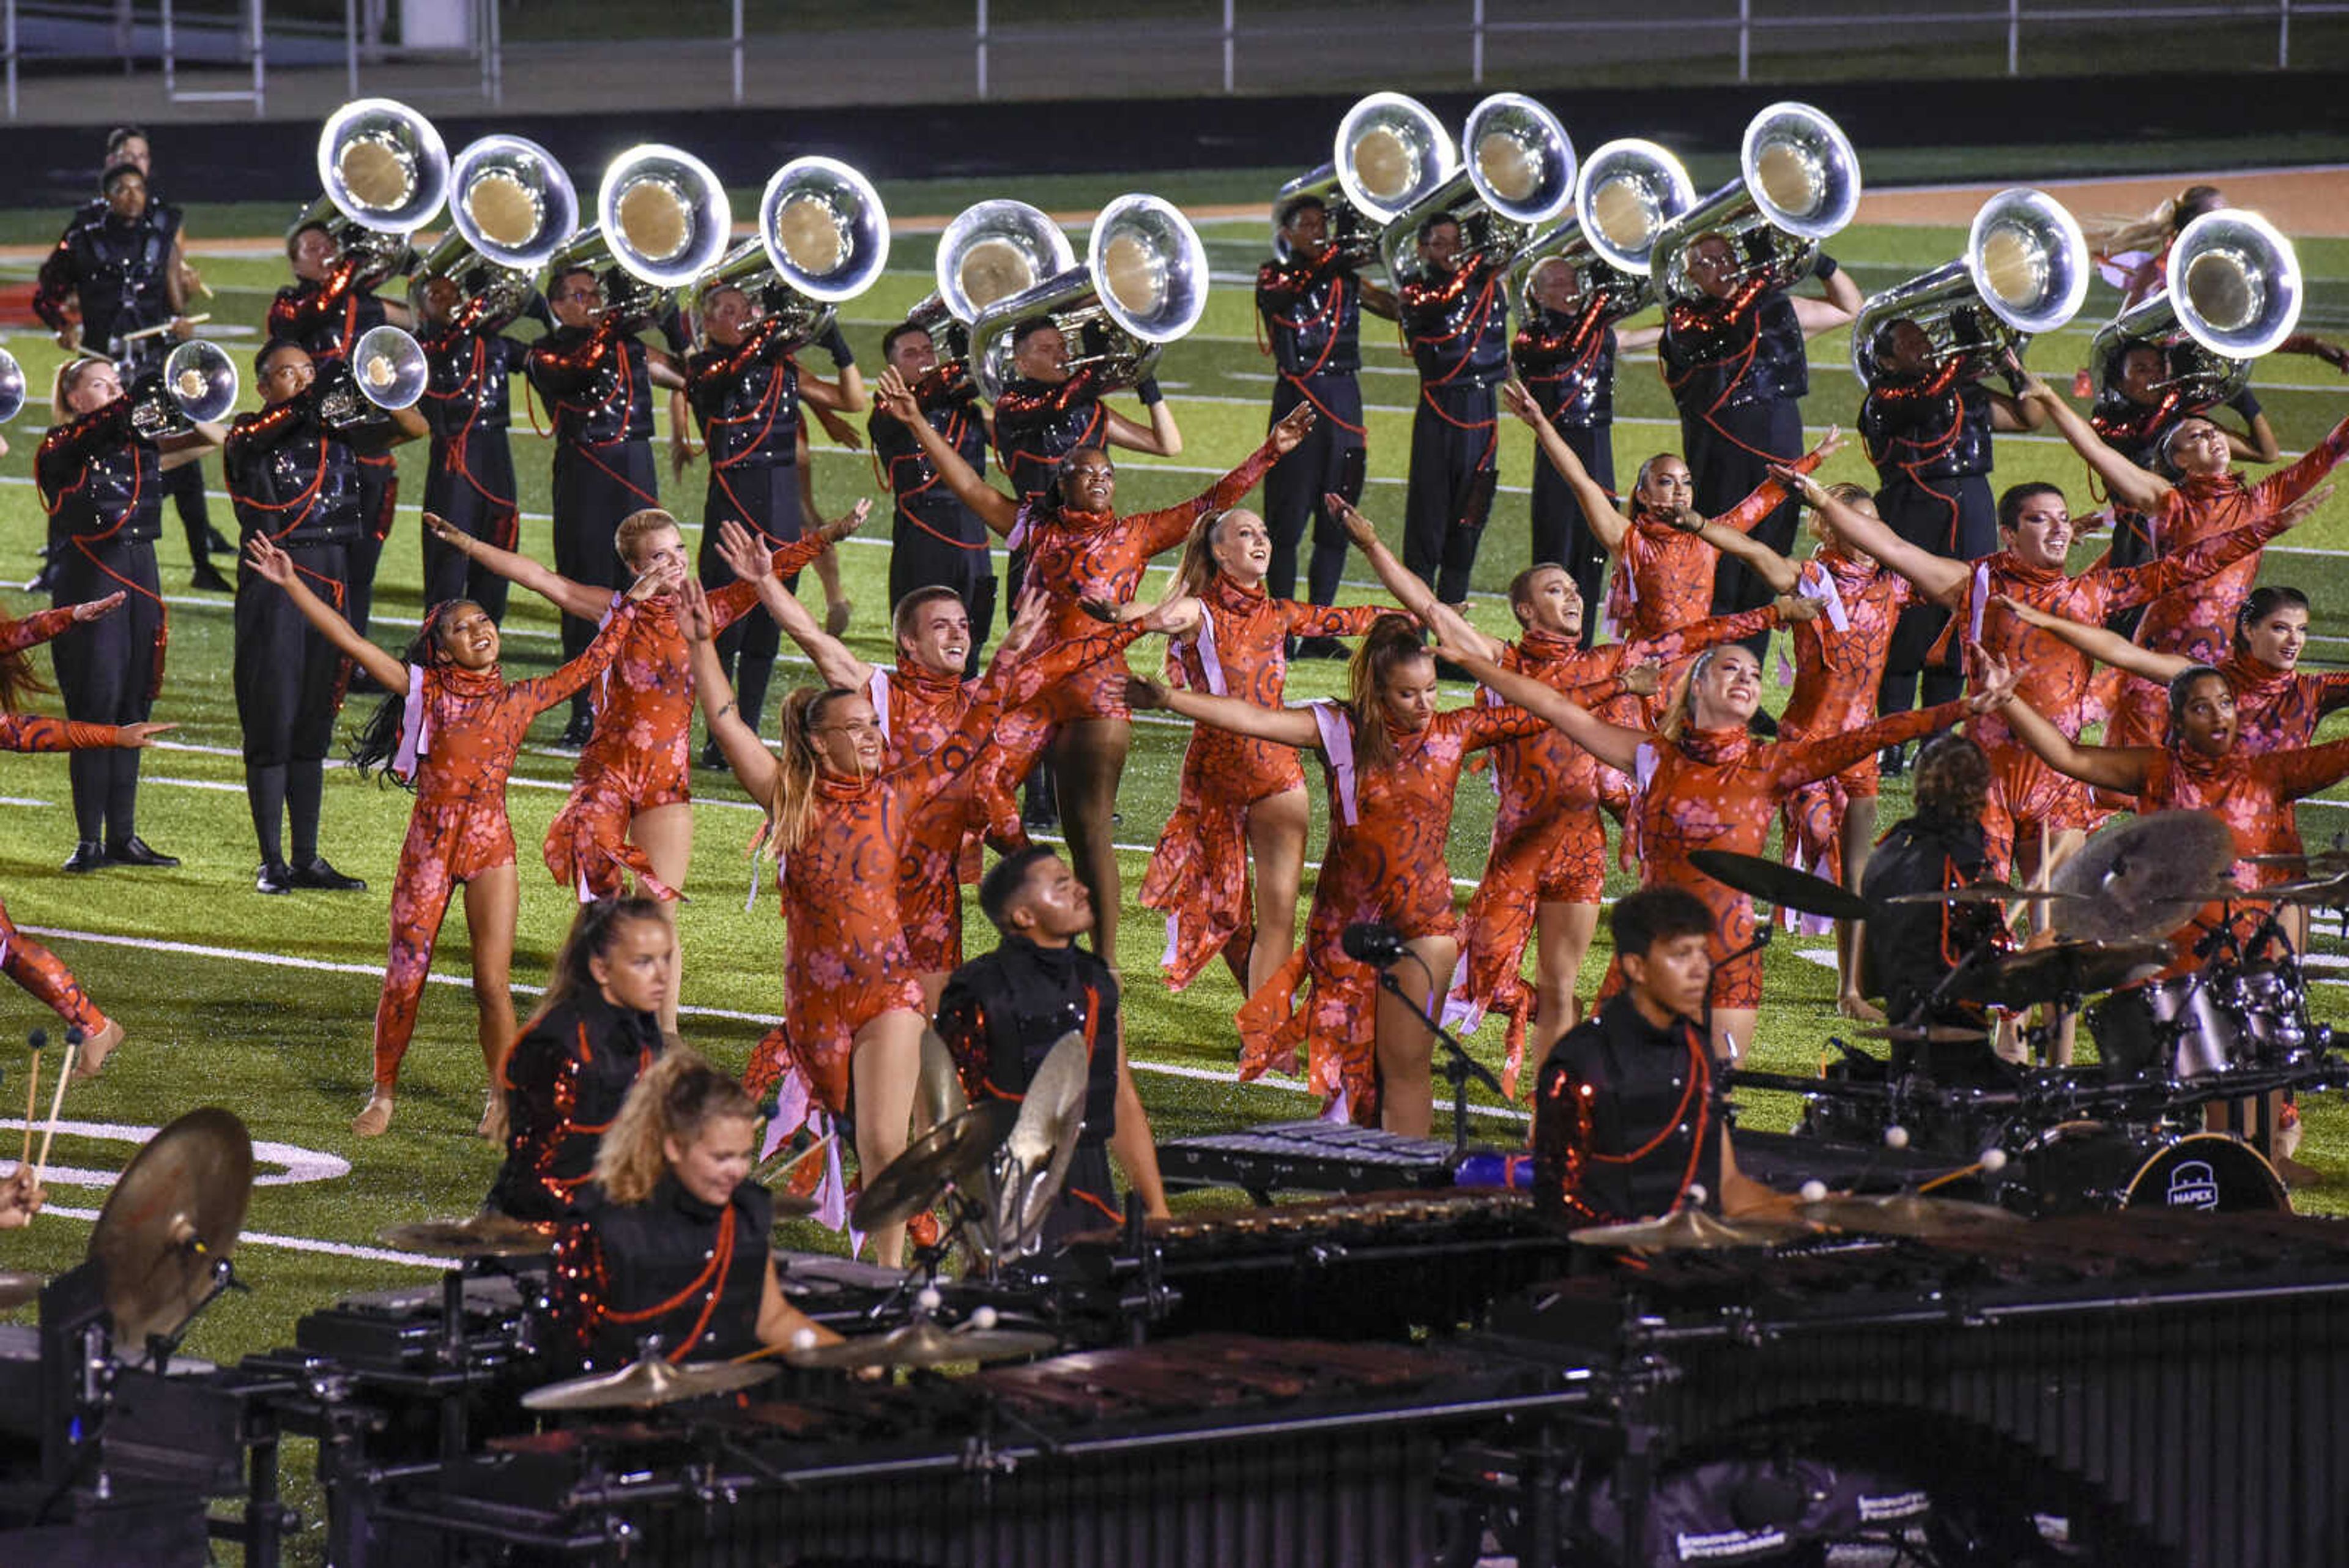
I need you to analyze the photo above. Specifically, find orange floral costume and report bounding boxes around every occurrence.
[1776,548,1921,898]
[1238,700,1542,1125]
[2222,650,2349,756]
[372,608,634,1091]
[544,535,832,899]
[1140,573,1383,991]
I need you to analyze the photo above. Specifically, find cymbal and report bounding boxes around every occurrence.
[784,1318,1058,1371]
[918,1027,969,1130]
[991,1031,1090,1258]
[1854,1023,1991,1044]
[0,1272,43,1310]
[1570,1207,1817,1252]
[1885,882,2084,906]
[1689,849,1869,923]
[522,1355,778,1411]
[378,1213,555,1258]
[1949,937,2173,1011]
[2053,811,2236,942]
[1797,1192,2023,1239]
[853,1100,1019,1232]
[87,1107,253,1348]
[770,1192,818,1224]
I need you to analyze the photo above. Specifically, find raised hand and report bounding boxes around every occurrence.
[1123,674,1171,711]
[715,518,774,583]
[1806,423,1846,464]
[874,366,922,425]
[2276,483,2336,532]
[819,497,872,545]
[1621,661,1664,699]
[1964,641,2019,712]
[1326,492,1378,551]
[675,577,717,643]
[116,721,179,748]
[421,511,470,552]
[1500,377,1546,428]
[68,591,128,623]
[243,533,295,587]
[1775,592,1823,623]
[1269,400,1318,456]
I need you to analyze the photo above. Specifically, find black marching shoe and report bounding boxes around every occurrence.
[203,526,236,556]
[104,836,179,868]
[189,559,234,592]
[62,841,107,874]
[1879,743,1907,779]
[1291,634,1348,661]
[256,860,296,895]
[554,712,593,751]
[291,856,367,892]
[698,737,728,772]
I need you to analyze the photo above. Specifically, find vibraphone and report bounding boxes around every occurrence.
[1155,1120,1461,1199]
[339,1333,1581,1567]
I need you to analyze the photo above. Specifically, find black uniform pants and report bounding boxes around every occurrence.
[51,537,160,846]
[421,432,518,622]
[1263,374,1368,607]
[1403,382,1499,605]
[235,538,351,866]
[161,459,222,567]
[344,454,399,644]
[698,461,801,741]
[1876,472,1995,715]
[1684,395,1803,652]
[553,439,658,727]
[1529,417,1614,649]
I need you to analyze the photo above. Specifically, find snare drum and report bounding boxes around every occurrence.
[2087,972,2244,1082]
[2001,1121,2287,1219]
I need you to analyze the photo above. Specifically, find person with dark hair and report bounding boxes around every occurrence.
[1658,233,1860,625]
[488,897,672,1221]
[36,355,225,872]
[937,848,1170,1244]
[1531,885,1779,1224]
[225,338,426,898]
[33,158,231,591]
[525,264,689,746]
[551,1049,836,1373]
[1130,614,1542,1134]
[874,322,998,671]
[1395,212,1509,606]
[243,532,636,1138]
[1255,193,1395,616]
[411,273,529,621]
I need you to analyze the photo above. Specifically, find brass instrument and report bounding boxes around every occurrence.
[1273,91,1460,267]
[1850,188,2089,390]
[1510,137,1696,327]
[127,339,239,439]
[905,199,1076,392]
[1378,92,1576,289]
[294,97,450,291]
[968,193,1208,400]
[699,155,890,349]
[317,324,426,426]
[1653,101,1860,306]
[0,347,23,425]
[543,144,732,330]
[2089,207,2304,411]
[413,134,578,329]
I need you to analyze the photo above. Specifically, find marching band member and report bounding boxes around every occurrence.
[874,321,998,670]
[1255,192,1394,619]
[413,273,529,620]
[1397,212,1508,607]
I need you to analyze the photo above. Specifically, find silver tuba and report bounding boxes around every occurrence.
[1850,188,2090,390]
[1655,102,1860,306]
[1273,91,1460,267]
[700,157,890,349]
[1510,138,1696,328]
[1378,93,1576,289]
[294,97,450,291]
[414,135,578,330]
[905,199,1076,392]
[968,193,1208,400]
[2090,208,2303,411]
[319,324,428,426]
[543,144,732,329]
[0,347,23,425]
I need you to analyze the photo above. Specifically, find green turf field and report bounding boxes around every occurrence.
[2,158,2348,1427]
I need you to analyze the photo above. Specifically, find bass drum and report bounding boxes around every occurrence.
[2000,1121,2287,1220]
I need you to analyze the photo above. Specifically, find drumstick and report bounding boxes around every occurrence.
[31,1033,78,1189]
[118,313,212,344]
[18,1030,45,1169]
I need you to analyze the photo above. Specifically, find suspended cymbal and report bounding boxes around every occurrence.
[989,1032,1090,1258]
[1948,937,2173,1011]
[1690,849,1870,923]
[1570,1207,1817,1252]
[0,1272,43,1310]
[378,1213,556,1258]
[853,1099,1020,1232]
[1797,1192,2022,1239]
[1885,882,2085,906]
[88,1107,253,1348]
[522,1355,778,1411]
[784,1318,1058,1371]
[2052,811,2236,942]
[770,1192,819,1224]
[1854,1023,1991,1044]
[918,1027,969,1129]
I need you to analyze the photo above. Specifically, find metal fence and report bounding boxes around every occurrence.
[5,0,2347,119]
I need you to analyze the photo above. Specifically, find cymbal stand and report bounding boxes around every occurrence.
[1372,967,1503,1161]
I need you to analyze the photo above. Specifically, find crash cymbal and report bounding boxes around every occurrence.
[1949,937,2173,1011]
[2052,811,2236,942]
[0,1272,43,1310]
[1854,1023,1992,1044]
[770,1192,819,1224]
[1797,1192,2023,1239]
[918,1027,969,1129]
[989,1032,1090,1258]
[784,1318,1058,1371]
[522,1356,778,1411]
[1885,882,2085,906]
[852,1099,1020,1233]
[87,1107,253,1348]
[1570,1207,1817,1252]
[377,1213,556,1258]
[1690,849,1870,923]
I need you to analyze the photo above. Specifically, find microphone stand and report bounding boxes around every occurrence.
[1370,967,1504,1162]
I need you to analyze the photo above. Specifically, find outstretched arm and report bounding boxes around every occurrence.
[1127,675,1325,749]
[1773,463,1970,608]
[423,511,611,622]
[1502,379,1630,556]
[1101,378,1182,457]
[1994,593,2192,686]
[1430,641,1646,774]
[1995,686,2154,793]
[1328,494,1500,658]
[1711,426,1842,536]
[874,367,1019,537]
[243,534,407,691]
[1698,519,1802,595]
[678,578,782,808]
[2013,357,2169,515]
[716,518,873,690]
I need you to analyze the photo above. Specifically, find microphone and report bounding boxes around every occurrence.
[1341,921,1409,968]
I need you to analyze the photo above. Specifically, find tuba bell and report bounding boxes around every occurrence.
[1377,93,1576,289]
[1510,138,1696,329]
[967,193,1208,400]
[2090,207,2303,412]
[1850,188,2090,391]
[1272,91,1460,269]
[543,144,732,329]
[125,339,240,439]
[294,97,450,291]
[318,325,428,426]
[1654,101,1860,306]
[414,135,578,330]
[0,347,23,425]
[700,157,891,349]
[905,200,1076,393]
